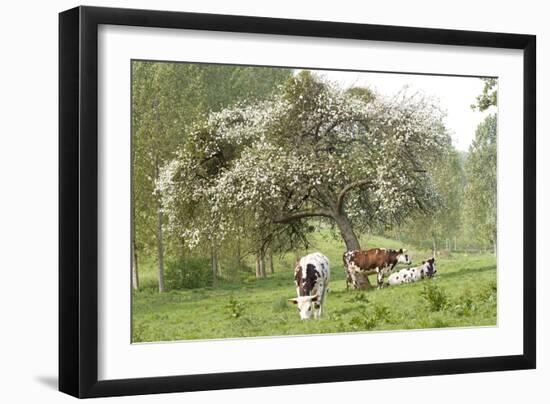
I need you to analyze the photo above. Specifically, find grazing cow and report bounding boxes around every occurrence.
[288,252,330,320]
[343,248,411,289]
[387,257,437,286]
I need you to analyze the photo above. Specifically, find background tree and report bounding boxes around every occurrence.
[132,61,291,290]
[398,146,464,254]
[463,114,497,253]
[471,78,497,112]
[158,72,451,288]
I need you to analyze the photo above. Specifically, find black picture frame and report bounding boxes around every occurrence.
[59,5,536,398]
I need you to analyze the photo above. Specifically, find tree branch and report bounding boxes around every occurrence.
[337,179,373,214]
[273,209,334,224]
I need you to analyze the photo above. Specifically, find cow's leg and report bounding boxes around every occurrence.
[323,280,331,317]
[348,264,359,291]
[347,265,357,290]
[322,284,329,318]
[377,268,384,289]
[314,299,322,319]
[317,286,323,318]
[313,284,323,319]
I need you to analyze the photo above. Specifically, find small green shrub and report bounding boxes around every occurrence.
[165,256,213,290]
[226,295,246,319]
[349,304,391,331]
[420,282,449,311]
[346,292,370,304]
[132,322,147,343]
[373,305,391,320]
[452,291,477,316]
[478,280,497,303]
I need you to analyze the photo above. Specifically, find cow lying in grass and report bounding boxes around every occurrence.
[343,248,412,289]
[387,258,437,286]
[288,252,330,320]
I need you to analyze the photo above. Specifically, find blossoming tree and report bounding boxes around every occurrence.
[157,71,450,288]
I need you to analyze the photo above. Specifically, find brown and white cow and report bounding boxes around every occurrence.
[343,248,411,289]
[288,252,330,320]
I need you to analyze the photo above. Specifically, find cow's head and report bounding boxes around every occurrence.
[288,295,319,320]
[421,258,437,278]
[397,249,412,265]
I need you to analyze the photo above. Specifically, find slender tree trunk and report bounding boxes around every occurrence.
[179,237,186,259]
[333,212,372,289]
[255,251,266,278]
[132,239,139,290]
[154,151,165,293]
[260,251,266,278]
[255,255,260,278]
[211,244,218,284]
[268,248,274,274]
[234,239,242,277]
[156,207,165,293]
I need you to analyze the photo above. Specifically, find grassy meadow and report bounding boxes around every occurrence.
[132,232,497,342]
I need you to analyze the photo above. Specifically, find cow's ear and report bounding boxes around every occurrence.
[422,260,425,264]
[310,294,319,302]
[398,248,403,253]
[288,298,298,305]
[403,249,408,253]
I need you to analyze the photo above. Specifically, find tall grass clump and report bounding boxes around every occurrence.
[346,292,392,330]
[420,282,449,311]
[225,295,246,319]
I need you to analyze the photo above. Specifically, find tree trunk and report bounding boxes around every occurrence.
[432,233,437,258]
[268,248,274,274]
[154,153,165,293]
[333,212,361,251]
[235,239,241,268]
[156,207,165,293]
[255,256,261,278]
[259,251,266,278]
[211,244,218,284]
[132,239,139,290]
[255,251,266,278]
[179,237,186,259]
[333,212,372,289]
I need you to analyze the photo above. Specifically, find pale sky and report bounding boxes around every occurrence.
[299,69,496,152]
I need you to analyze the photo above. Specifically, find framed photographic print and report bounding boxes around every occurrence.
[59,6,536,398]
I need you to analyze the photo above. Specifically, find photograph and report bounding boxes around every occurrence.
[130,61,498,342]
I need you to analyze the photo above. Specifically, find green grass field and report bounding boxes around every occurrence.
[132,233,497,342]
